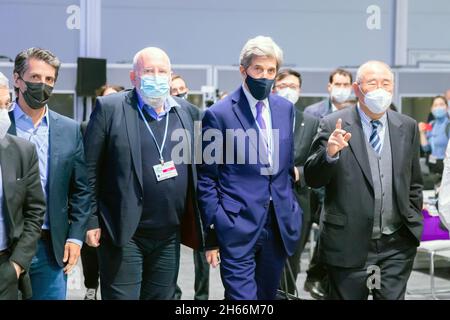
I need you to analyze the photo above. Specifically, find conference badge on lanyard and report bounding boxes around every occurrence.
[137,103,179,182]
[153,160,178,182]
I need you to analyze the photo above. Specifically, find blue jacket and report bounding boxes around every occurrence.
[197,87,302,259]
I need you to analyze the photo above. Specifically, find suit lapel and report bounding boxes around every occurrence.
[346,107,374,189]
[0,137,15,226]
[48,110,60,201]
[387,110,404,196]
[173,105,193,164]
[294,110,306,154]
[231,88,261,155]
[123,90,143,189]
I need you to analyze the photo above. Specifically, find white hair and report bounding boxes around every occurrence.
[356,60,394,84]
[239,36,284,70]
[132,47,171,72]
[0,72,9,89]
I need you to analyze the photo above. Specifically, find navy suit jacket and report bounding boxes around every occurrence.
[197,87,302,259]
[8,109,91,267]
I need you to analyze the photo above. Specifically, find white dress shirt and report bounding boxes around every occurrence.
[242,85,274,166]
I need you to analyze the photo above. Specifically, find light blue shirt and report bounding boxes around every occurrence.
[136,91,179,121]
[12,103,82,247]
[13,103,50,228]
[357,103,387,152]
[424,117,450,159]
[0,164,8,251]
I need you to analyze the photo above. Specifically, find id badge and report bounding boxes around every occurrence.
[153,160,178,182]
[429,154,437,164]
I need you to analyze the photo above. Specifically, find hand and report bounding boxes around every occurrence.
[63,242,81,274]
[205,249,220,268]
[11,261,22,279]
[418,122,428,133]
[86,228,101,247]
[294,167,300,182]
[326,118,352,158]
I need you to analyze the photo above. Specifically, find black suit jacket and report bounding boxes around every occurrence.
[304,106,423,268]
[293,110,319,223]
[84,89,204,249]
[0,134,46,299]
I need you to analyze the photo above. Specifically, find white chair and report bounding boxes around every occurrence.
[414,142,450,299]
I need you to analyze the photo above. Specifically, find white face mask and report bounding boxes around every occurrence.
[277,88,300,105]
[0,108,11,139]
[359,86,392,114]
[331,87,352,104]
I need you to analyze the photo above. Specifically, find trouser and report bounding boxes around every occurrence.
[220,203,287,300]
[29,237,67,300]
[174,248,210,300]
[98,230,180,300]
[81,243,99,289]
[0,251,18,300]
[327,226,417,300]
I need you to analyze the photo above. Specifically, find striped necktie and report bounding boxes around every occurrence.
[369,120,382,154]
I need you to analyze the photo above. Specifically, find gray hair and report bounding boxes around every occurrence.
[0,72,9,89]
[239,36,283,70]
[356,60,394,84]
[132,47,171,73]
[14,47,61,80]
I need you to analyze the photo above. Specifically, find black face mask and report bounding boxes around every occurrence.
[245,73,274,100]
[176,92,188,100]
[19,78,54,109]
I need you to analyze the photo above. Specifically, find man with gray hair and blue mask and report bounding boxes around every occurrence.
[84,47,204,300]
[197,36,301,300]
[304,60,423,300]
[0,72,46,300]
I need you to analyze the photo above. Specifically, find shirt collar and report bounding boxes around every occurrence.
[241,84,269,111]
[13,101,49,127]
[136,90,179,121]
[357,102,387,127]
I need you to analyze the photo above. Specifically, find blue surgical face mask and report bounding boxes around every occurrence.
[245,73,274,100]
[432,106,448,119]
[140,75,170,99]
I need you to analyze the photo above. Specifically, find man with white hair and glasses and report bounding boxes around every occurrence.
[305,61,423,300]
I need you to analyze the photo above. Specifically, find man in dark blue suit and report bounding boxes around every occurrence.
[197,36,301,300]
[9,48,91,299]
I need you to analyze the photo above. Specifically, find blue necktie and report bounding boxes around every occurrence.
[369,120,382,154]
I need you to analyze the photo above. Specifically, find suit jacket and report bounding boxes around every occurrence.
[293,110,320,224]
[8,110,91,267]
[84,89,204,249]
[0,134,46,299]
[304,106,423,268]
[197,87,302,259]
[304,98,332,119]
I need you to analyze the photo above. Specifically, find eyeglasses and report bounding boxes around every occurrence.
[275,83,300,90]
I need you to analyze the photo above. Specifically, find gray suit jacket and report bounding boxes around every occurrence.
[304,106,423,268]
[0,134,46,299]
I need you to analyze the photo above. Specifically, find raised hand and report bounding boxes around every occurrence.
[326,118,352,158]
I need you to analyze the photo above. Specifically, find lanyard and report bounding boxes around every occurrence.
[137,105,170,164]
